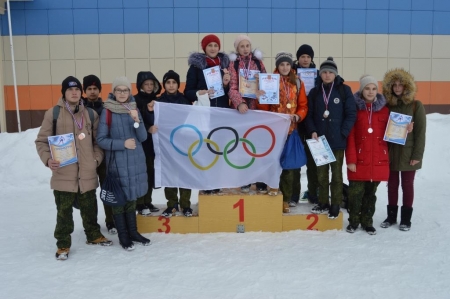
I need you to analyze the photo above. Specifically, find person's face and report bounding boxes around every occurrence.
[299,54,312,68]
[278,61,291,76]
[321,71,336,84]
[237,40,251,56]
[165,79,178,94]
[362,84,377,102]
[65,87,82,104]
[85,86,100,101]
[141,80,155,94]
[114,85,130,103]
[205,42,220,59]
[393,80,404,96]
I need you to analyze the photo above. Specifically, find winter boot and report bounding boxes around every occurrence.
[113,213,135,251]
[289,195,300,207]
[106,222,117,235]
[380,205,398,228]
[399,206,413,231]
[346,224,358,233]
[55,248,70,260]
[283,202,290,213]
[328,204,340,219]
[125,211,151,246]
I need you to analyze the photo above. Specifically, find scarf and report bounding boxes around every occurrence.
[103,97,136,114]
[206,56,221,68]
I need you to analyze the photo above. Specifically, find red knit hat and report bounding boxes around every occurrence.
[201,34,221,52]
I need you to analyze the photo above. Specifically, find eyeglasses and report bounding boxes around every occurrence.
[114,89,130,94]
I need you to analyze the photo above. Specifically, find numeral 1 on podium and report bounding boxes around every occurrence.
[233,198,244,222]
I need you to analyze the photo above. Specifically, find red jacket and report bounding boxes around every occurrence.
[346,92,390,182]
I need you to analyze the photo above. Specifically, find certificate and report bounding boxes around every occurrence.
[383,112,412,145]
[297,68,317,95]
[203,66,225,99]
[48,133,78,167]
[306,136,336,166]
[239,69,260,99]
[258,73,280,104]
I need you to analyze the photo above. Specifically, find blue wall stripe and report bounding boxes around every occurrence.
[1,0,450,35]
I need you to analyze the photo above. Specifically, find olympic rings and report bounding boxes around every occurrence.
[206,127,239,155]
[242,125,276,158]
[170,124,202,156]
[223,138,256,169]
[188,139,220,171]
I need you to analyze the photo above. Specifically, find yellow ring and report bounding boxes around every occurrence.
[188,139,220,170]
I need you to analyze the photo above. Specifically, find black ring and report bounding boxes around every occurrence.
[206,127,239,155]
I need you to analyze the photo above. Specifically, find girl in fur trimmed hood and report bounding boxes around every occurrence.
[381,68,427,232]
[184,34,231,108]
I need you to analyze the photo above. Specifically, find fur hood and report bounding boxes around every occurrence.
[229,49,263,62]
[188,52,230,70]
[353,91,387,112]
[382,68,416,106]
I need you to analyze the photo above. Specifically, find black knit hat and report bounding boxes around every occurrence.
[296,44,314,61]
[163,70,180,87]
[82,74,102,92]
[319,57,338,76]
[61,76,82,96]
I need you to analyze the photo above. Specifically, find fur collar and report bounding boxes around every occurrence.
[382,68,416,106]
[188,52,230,70]
[229,49,263,62]
[353,92,387,112]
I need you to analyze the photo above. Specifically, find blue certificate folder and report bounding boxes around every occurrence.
[383,112,412,145]
[48,133,78,167]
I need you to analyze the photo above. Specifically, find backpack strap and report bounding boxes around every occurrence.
[296,78,301,97]
[254,58,262,72]
[106,109,112,129]
[234,58,263,74]
[52,105,60,136]
[86,107,94,131]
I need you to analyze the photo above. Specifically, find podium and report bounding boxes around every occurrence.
[137,188,343,234]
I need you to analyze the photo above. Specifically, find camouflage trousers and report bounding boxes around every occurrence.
[292,141,318,199]
[54,190,103,249]
[280,169,300,202]
[97,161,113,224]
[317,149,344,205]
[111,200,136,215]
[136,155,155,207]
[164,187,191,209]
[348,181,380,227]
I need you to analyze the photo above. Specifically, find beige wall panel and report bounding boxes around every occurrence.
[410,59,432,81]
[50,60,76,84]
[272,34,296,58]
[366,34,388,58]
[343,34,365,58]
[264,59,274,73]
[125,34,149,59]
[150,58,174,82]
[74,35,100,59]
[75,60,101,81]
[342,58,365,81]
[223,33,239,54]
[176,33,200,58]
[175,58,189,82]
[296,34,320,58]
[319,34,343,58]
[248,33,272,58]
[365,58,388,80]
[28,60,51,85]
[3,60,28,85]
[388,58,410,71]
[100,59,126,83]
[410,35,432,58]
[150,34,174,58]
[432,35,450,59]
[49,35,75,60]
[125,59,150,83]
[388,35,410,58]
[431,59,450,81]
[27,36,50,61]
[100,34,124,59]
[3,36,27,61]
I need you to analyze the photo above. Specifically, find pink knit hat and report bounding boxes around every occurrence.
[234,34,252,51]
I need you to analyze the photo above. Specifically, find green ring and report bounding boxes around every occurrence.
[223,138,256,169]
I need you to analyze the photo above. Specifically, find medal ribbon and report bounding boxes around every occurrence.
[321,82,334,111]
[239,57,252,80]
[281,77,291,109]
[64,100,84,130]
[366,102,373,129]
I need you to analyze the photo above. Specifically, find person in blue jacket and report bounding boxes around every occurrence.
[305,57,356,219]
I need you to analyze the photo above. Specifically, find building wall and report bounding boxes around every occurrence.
[1,0,450,131]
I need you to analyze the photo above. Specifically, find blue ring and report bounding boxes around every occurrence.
[170,124,203,157]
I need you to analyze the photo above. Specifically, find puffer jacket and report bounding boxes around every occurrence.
[184,52,230,108]
[96,94,148,201]
[382,68,426,171]
[35,97,104,193]
[305,75,357,150]
[346,92,390,181]
[82,97,103,117]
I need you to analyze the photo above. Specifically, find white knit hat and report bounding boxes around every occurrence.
[234,34,252,51]
[112,76,131,91]
[359,75,378,93]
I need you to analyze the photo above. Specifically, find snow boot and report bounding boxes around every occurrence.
[328,204,340,219]
[283,202,290,213]
[363,226,377,235]
[380,205,398,228]
[399,206,413,231]
[106,222,117,235]
[55,248,70,260]
[346,224,358,233]
[125,211,151,246]
[113,213,135,251]
[311,202,330,214]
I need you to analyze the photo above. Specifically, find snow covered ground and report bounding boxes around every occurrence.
[0,113,449,299]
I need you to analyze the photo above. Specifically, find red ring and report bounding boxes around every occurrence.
[242,125,276,157]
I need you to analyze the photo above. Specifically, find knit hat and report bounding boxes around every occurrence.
[82,74,102,92]
[275,51,293,68]
[296,44,314,60]
[359,75,378,93]
[319,57,338,76]
[201,34,221,52]
[112,76,131,91]
[61,76,82,96]
[234,34,251,51]
[163,70,180,87]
